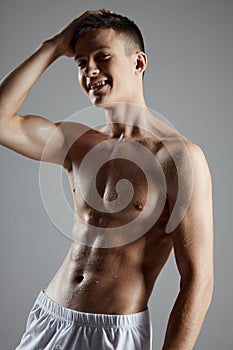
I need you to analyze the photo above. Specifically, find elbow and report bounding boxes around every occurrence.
[181,272,214,311]
[204,275,214,309]
[198,274,214,311]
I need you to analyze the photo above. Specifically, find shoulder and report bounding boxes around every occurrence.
[159,134,211,183]
[161,136,212,210]
[162,137,213,234]
[54,120,105,147]
[177,139,212,187]
[54,121,100,170]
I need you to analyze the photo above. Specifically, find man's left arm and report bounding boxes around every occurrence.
[162,143,214,350]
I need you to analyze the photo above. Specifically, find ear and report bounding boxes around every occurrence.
[134,51,147,75]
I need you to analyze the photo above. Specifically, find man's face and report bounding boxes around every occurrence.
[74,28,139,106]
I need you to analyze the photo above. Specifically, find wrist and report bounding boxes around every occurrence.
[40,37,63,59]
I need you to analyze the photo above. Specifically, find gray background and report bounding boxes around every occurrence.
[0,0,232,349]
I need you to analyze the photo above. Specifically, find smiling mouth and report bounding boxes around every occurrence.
[88,79,110,92]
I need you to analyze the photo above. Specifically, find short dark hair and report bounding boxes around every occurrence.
[71,11,145,55]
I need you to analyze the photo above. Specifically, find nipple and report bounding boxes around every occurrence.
[134,201,144,211]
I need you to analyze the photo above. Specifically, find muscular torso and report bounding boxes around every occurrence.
[45,124,175,314]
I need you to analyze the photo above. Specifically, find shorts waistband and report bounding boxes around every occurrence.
[35,290,150,328]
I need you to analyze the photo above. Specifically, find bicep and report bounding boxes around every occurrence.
[0,113,69,165]
[168,144,214,282]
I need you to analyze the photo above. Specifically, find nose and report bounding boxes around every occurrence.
[84,60,100,77]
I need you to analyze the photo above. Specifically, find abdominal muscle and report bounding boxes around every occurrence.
[44,208,173,315]
[44,236,151,315]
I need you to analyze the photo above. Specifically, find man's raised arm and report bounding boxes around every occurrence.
[162,142,214,350]
[0,10,106,164]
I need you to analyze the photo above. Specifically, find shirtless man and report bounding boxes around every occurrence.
[0,10,213,350]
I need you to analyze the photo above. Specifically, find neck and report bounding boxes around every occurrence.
[101,99,153,138]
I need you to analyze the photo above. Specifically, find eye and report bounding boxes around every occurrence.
[96,53,111,61]
[76,59,87,69]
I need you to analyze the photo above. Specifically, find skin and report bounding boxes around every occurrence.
[0,10,214,349]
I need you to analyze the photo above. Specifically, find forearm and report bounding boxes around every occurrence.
[162,280,213,350]
[0,39,61,121]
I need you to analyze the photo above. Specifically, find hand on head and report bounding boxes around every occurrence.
[47,10,114,57]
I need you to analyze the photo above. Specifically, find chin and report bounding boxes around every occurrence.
[91,94,112,107]
[89,91,124,108]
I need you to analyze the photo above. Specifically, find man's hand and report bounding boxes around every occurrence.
[46,10,114,57]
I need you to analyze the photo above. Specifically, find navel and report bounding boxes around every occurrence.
[76,275,84,283]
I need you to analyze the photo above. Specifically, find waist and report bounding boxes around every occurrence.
[36,290,150,327]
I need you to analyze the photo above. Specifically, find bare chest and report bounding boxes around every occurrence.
[67,136,166,227]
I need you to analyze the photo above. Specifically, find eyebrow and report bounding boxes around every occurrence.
[74,46,112,61]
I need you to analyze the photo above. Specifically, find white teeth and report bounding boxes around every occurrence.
[89,80,108,90]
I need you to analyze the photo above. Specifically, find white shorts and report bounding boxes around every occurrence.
[16,290,152,350]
